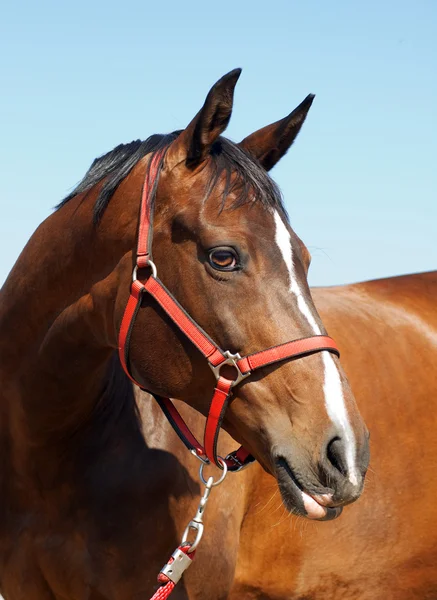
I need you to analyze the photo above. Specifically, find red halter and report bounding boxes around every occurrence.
[118,149,340,472]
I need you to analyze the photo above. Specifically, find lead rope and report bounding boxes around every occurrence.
[149,459,228,599]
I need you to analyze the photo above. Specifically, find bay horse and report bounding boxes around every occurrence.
[0,69,373,599]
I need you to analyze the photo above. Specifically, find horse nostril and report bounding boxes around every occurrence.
[326,437,348,478]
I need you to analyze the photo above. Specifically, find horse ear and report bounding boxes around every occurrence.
[166,69,241,170]
[239,94,315,171]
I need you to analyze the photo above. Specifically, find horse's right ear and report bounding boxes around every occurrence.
[165,69,241,170]
[239,94,315,171]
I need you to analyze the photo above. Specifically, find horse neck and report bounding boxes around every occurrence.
[0,163,145,461]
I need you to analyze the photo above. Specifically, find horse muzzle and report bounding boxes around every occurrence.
[274,455,366,521]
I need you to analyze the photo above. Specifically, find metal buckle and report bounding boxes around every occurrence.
[132,259,157,282]
[225,452,253,472]
[209,351,251,388]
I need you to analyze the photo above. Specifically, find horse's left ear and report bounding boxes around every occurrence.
[239,94,315,171]
[166,68,242,170]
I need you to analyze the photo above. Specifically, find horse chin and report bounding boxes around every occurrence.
[275,458,343,522]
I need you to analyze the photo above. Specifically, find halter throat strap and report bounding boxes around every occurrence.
[118,149,340,471]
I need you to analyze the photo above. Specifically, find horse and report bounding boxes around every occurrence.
[0,68,372,599]
[144,272,437,599]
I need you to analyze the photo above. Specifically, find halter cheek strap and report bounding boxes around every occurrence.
[118,149,340,472]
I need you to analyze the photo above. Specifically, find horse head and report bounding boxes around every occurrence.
[53,69,369,520]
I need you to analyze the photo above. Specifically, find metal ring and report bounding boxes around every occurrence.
[208,351,251,388]
[199,456,228,486]
[147,260,157,278]
[132,260,157,282]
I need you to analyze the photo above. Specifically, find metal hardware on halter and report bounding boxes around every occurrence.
[225,452,253,472]
[199,457,228,486]
[209,351,251,387]
[190,448,210,465]
[181,520,204,554]
[159,547,193,585]
[132,259,157,282]
[181,461,228,553]
[181,480,210,552]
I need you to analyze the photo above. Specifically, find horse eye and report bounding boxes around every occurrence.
[208,248,238,271]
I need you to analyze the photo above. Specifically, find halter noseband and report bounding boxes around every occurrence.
[118,149,340,472]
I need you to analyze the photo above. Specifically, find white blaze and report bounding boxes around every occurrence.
[273,211,358,485]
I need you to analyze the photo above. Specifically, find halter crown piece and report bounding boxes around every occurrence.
[118,148,340,472]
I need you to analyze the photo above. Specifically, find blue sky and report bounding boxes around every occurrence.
[1,0,435,286]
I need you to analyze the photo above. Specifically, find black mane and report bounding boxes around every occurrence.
[57,132,285,223]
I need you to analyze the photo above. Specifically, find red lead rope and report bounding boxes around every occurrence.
[150,545,195,600]
[150,581,175,600]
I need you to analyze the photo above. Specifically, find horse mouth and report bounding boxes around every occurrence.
[275,457,343,521]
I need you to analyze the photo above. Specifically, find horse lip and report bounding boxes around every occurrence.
[275,456,325,497]
[275,457,342,521]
